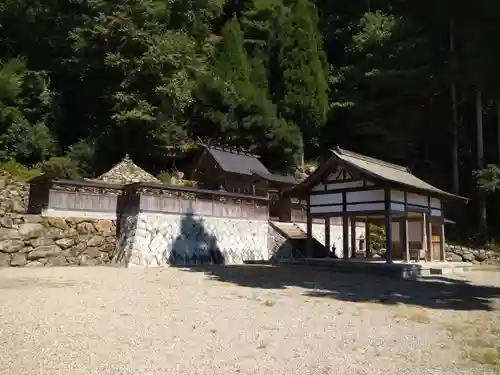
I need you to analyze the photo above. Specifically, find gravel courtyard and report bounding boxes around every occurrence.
[1,265,499,375]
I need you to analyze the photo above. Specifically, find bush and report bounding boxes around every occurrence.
[38,156,82,180]
[0,157,42,181]
[369,223,386,251]
[157,171,172,184]
[156,170,198,188]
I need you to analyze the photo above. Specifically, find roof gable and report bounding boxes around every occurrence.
[290,147,467,200]
[205,145,270,176]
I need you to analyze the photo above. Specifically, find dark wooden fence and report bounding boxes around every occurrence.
[28,179,269,220]
[125,182,269,220]
[28,179,122,215]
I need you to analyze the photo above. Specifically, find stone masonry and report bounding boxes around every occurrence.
[0,171,29,214]
[114,213,268,266]
[446,244,500,264]
[0,214,116,267]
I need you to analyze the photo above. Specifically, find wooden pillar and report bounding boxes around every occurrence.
[342,215,349,260]
[384,189,393,264]
[306,199,313,258]
[400,216,410,262]
[421,213,427,263]
[325,217,331,257]
[385,214,393,263]
[350,217,357,258]
[427,217,433,262]
[440,221,446,261]
[365,218,372,258]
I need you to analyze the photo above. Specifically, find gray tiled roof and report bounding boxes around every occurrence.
[206,146,270,176]
[288,147,466,200]
[333,147,460,198]
[251,170,297,185]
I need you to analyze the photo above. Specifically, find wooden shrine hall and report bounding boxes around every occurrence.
[287,147,467,264]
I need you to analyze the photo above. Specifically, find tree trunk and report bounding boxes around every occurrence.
[476,86,487,239]
[450,19,460,194]
[497,100,500,164]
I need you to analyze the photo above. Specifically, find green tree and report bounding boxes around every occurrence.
[0,59,57,165]
[273,0,329,159]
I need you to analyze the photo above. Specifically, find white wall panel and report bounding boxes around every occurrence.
[310,193,342,206]
[326,180,365,190]
[407,193,428,207]
[391,189,405,202]
[431,208,442,217]
[430,198,441,209]
[346,189,384,203]
[346,202,384,212]
[390,202,405,212]
[310,205,343,214]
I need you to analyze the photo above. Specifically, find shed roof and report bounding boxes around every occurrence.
[290,147,467,200]
[204,145,270,176]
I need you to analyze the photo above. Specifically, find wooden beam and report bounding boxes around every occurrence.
[400,216,410,262]
[427,216,433,262]
[421,213,427,263]
[342,215,349,260]
[365,218,371,258]
[385,189,393,264]
[385,214,393,264]
[350,217,357,258]
[325,217,331,257]
[306,197,312,258]
[440,222,446,261]
[342,191,349,259]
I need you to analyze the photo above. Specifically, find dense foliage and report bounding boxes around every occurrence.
[2,0,500,242]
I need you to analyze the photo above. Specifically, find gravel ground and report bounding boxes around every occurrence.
[0,265,499,375]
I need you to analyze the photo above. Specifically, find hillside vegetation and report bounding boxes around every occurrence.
[2,0,500,242]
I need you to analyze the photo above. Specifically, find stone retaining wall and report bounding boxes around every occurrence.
[0,172,29,214]
[446,244,500,264]
[0,214,116,267]
[114,213,268,266]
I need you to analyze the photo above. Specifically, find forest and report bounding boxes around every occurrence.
[1,0,500,244]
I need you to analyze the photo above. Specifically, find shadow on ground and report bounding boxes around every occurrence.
[181,264,500,312]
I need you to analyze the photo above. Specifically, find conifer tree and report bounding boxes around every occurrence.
[274,0,329,158]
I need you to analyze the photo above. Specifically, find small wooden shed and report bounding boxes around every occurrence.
[189,143,296,197]
[287,147,468,263]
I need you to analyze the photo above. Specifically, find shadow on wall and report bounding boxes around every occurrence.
[169,207,224,266]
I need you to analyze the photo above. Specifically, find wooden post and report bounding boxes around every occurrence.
[400,216,410,262]
[440,221,446,261]
[427,218,433,262]
[306,198,312,258]
[421,213,427,263]
[350,217,357,258]
[343,215,349,260]
[385,214,393,264]
[384,189,393,264]
[365,219,371,258]
[325,217,331,257]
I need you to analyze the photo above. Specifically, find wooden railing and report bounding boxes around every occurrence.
[125,182,269,220]
[28,179,269,220]
[28,179,122,214]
